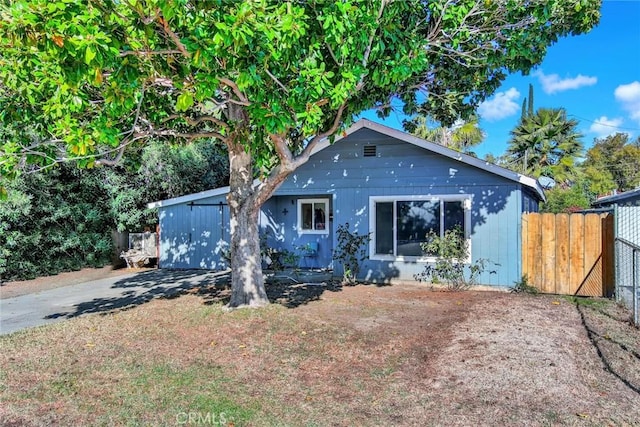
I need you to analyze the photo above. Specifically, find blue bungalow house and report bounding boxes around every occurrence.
[148,119,545,287]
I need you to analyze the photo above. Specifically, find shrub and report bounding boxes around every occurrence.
[332,223,370,284]
[259,233,299,271]
[0,166,113,281]
[414,226,495,291]
[510,274,539,294]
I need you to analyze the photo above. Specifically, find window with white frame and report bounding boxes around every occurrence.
[369,195,471,260]
[297,198,329,234]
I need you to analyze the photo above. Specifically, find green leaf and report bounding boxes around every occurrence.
[84,46,96,65]
[176,92,194,112]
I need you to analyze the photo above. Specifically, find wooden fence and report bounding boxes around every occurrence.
[522,213,614,297]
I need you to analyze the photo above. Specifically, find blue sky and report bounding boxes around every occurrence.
[362,0,640,159]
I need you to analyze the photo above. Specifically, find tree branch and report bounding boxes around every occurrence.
[356,0,388,90]
[81,133,148,166]
[270,133,294,168]
[265,69,289,94]
[95,145,127,166]
[252,98,350,207]
[156,15,190,58]
[119,49,184,57]
[162,114,229,130]
[122,0,189,57]
[227,98,251,107]
[143,129,227,142]
[294,101,349,167]
[325,42,342,67]
[95,120,229,166]
[219,77,250,105]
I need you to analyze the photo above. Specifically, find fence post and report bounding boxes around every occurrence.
[635,248,639,327]
[614,205,620,303]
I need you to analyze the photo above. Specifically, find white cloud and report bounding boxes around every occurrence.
[534,70,597,94]
[614,81,640,124]
[589,116,624,138]
[478,88,520,121]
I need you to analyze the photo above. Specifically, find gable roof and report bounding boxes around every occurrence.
[316,119,545,200]
[149,119,545,209]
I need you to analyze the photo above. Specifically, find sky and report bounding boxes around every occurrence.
[360,0,640,159]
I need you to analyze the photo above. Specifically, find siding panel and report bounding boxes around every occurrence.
[277,130,527,286]
[157,127,534,286]
[158,194,229,269]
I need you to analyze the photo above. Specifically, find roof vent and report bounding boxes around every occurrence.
[363,145,377,157]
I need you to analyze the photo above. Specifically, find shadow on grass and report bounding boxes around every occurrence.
[44,270,231,320]
[194,271,346,308]
[43,269,362,319]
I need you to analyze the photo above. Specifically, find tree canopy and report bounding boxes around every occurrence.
[405,114,485,155]
[540,179,593,213]
[582,133,640,195]
[506,107,584,184]
[0,0,602,307]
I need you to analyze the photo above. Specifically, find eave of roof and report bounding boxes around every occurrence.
[593,187,640,206]
[148,119,545,208]
[147,185,230,209]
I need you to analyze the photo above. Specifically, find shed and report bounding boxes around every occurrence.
[592,188,640,308]
[593,188,640,248]
[593,188,640,209]
[148,119,545,287]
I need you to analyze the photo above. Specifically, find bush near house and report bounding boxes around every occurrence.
[0,165,112,281]
[0,140,229,282]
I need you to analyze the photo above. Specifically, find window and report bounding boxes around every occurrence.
[297,198,329,234]
[369,195,470,260]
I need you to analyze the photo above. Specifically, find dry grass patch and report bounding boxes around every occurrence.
[1,283,639,426]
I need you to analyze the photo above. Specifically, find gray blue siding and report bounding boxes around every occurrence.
[157,126,537,287]
[272,128,524,286]
[158,194,229,269]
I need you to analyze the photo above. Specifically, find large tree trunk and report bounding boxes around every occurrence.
[221,103,332,309]
[227,198,268,308]
[226,140,269,308]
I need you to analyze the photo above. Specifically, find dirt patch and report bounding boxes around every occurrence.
[405,294,640,425]
[0,281,639,426]
[0,266,151,299]
[577,299,640,395]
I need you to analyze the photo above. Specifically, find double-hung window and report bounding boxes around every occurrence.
[297,198,329,234]
[369,195,470,260]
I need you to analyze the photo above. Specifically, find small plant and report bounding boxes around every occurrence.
[259,233,282,270]
[259,233,300,271]
[414,226,494,291]
[510,274,539,294]
[332,223,370,284]
[281,249,300,269]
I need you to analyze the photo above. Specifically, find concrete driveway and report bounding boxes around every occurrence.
[0,269,230,335]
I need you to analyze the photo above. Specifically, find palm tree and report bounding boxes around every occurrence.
[506,108,583,185]
[408,115,485,154]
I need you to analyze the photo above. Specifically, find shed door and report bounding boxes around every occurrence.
[190,204,230,269]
